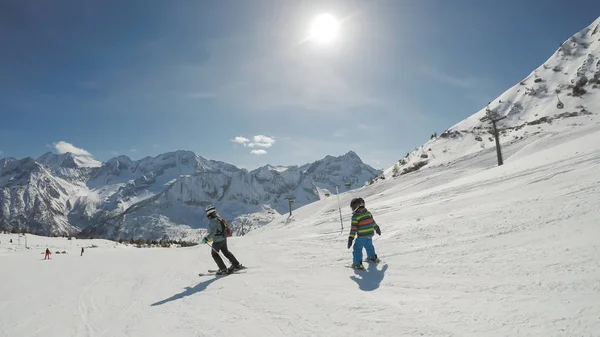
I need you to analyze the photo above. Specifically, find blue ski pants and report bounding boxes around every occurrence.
[353,237,376,264]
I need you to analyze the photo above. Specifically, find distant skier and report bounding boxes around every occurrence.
[202,205,244,275]
[347,197,381,269]
[81,247,84,256]
[44,248,51,260]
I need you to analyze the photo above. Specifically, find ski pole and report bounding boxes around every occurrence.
[336,186,344,231]
[205,241,221,256]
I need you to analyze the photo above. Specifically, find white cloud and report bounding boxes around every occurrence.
[248,135,275,148]
[253,135,275,144]
[231,136,250,145]
[250,149,267,155]
[233,135,276,148]
[54,141,92,156]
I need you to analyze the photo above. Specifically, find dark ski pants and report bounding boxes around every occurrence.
[211,240,240,270]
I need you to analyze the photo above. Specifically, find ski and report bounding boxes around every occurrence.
[208,266,247,273]
[198,270,247,277]
[199,266,248,277]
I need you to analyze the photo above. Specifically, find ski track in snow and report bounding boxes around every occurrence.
[2,126,600,336]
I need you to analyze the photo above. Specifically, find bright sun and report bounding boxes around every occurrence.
[308,13,340,44]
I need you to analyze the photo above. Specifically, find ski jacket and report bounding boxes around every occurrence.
[207,216,227,243]
[349,207,377,239]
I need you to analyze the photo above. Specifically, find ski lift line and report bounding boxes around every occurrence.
[486,93,568,118]
[500,94,562,107]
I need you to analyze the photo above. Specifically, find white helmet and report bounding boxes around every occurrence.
[205,205,217,218]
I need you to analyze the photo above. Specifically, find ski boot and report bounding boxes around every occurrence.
[215,268,229,275]
[232,264,245,271]
[226,264,243,274]
[365,255,380,263]
[350,263,365,270]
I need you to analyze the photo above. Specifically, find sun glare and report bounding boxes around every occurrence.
[308,13,340,44]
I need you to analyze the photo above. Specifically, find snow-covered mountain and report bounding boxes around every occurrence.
[0,157,82,235]
[0,150,380,240]
[384,16,600,179]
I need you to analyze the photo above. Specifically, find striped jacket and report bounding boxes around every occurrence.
[349,207,377,239]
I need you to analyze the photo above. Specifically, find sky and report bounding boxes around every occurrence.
[1,0,599,170]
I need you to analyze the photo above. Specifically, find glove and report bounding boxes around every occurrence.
[347,236,354,249]
[375,225,381,236]
[202,237,208,244]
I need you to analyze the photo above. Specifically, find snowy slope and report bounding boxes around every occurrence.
[386,16,600,178]
[0,233,121,254]
[1,121,599,336]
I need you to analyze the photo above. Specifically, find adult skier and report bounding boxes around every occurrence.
[44,248,51,260]
[347,197,381,269]
[202,205,244,275]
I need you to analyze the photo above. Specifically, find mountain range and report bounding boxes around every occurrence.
[0,150,381,240]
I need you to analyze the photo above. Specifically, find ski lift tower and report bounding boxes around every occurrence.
[480,105,507,166]
[17,233,28,249]
[286,197,295,217]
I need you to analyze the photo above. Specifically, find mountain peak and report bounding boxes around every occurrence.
[261,164,289,173]
[107,155,133,164]
[37,151,102,169]
[165,150,197,158]
[343,150,362,163]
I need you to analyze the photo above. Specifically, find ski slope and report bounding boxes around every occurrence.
[2,125,600,336]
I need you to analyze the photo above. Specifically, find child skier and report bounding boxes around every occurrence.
[202,205,244,275]
[347,197,381,269]
[44,248,51,260]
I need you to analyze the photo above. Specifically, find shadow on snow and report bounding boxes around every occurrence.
[151,277,221,306]
[350,262,388,291]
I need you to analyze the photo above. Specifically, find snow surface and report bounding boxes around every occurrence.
[1,123,599,336]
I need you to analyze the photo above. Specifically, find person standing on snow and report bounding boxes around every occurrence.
[44,248,51,260]
[81,247,84,256]
[347,197,381,269]
[202,205,244,275]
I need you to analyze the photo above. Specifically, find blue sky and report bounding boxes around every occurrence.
[1,0,599,170]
